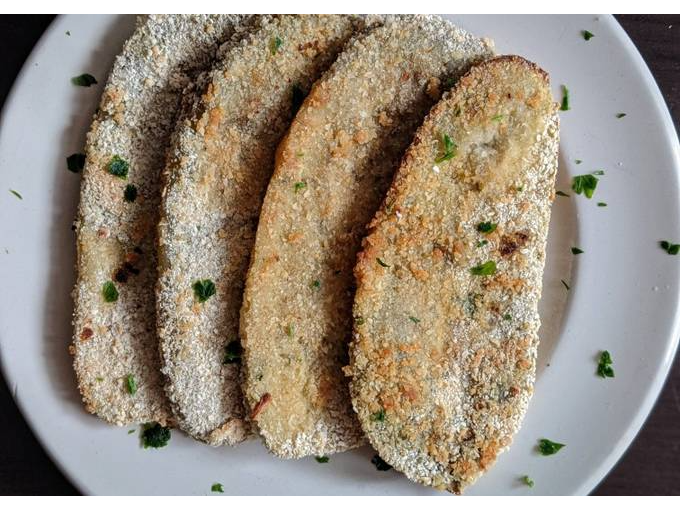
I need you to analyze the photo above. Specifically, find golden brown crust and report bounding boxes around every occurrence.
[349,55,559,492]
[240,14,494,458]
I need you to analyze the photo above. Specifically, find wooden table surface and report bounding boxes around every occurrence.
[0,14,678,495]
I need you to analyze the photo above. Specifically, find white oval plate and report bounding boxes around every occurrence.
[0,14,679,495]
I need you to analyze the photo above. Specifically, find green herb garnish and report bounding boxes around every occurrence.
[311,279,321,290]
[376,257,390,268]
[575,159,583,164]
[270,36,283,55]
[370,409,386,422]
[223,340,242,364]
[571,174,598,198]
[477,221,497,234]
[315,456,330,464]
[522,475,535,488]
[491,114,505,122]
[561,279,570,290]
[66,30,71,36]
[538,438,565,456]
[9,189,22,200]
[616,113,627,119]
[294,181,307,193]
[560,85,570,111]
[571,247,584,255]
[193,279,216,303]
[660,240,680,255]
[503,314,512,321]
[107,155,129,178]
[582,30,595,41]
[67,153,86,173]
[470,260,496,276]
[211,483,224,493]
[408,316,420,324]
[127,429,135,434]
[142,422,171,449]
[285,324,294,338]
[71,73,97,87]
[371,454,392,471]
[556,190,570,197]
[591,170,605,176]
[354,317,365,326]
[597,350,615,378]
[102,281,119,302]
[477,240,489,247]
[123,184,138,202]
[125,374,137,395]
[435,133,457,163]
[597,202,607,207]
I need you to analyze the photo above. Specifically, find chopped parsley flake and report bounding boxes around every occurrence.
[376,257,390,268]
[354,317,365,326]
[477,221,497,234]
[285,324,294,338]
[370,409,386,422]
[270,36,283,55]
[435,133,457,163]
[561,279,570,290]
[503,314,512,321]
[315,456,330,463]
[107,155,129,178]
[591,170,605,176]
[597,350,615,378]
[575,159,583,164]
[95,377,104,382]
[193,279,216,303]
[556,190,570,197]
[102,281,119,302]
[571,247,584,255]
[538,438,565,456]
[616,113,627,119]
[560,85,570,111]
[371,454,392,471]
[142,422,171,449]
[223,340,242,364]
[71,73,97,87]
[571,174,598,198]
[660,240,680,255]
[127,429,135,434]
[9,189,22,200]
[294,181,307,193]
[491,114,505,121]
[125,374,137,395]
[522,475,535,488]
[123,184,138,202]
[310,279,321,290]
[597,202,607,207]
[471,260,496,276]
[477,240,489,247]
[409,316,420,324]
[211,483,224,493]
[582,30,595,41]
[65,30,71,36]
[67,153,86,173]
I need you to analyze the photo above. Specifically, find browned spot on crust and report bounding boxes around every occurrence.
[80,327,94,341]
[250,392,272,420]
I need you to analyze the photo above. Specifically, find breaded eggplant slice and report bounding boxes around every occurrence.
[157,15,361,446]
[240,15,493,458]
[349,56,559,493]
[71,15,248,426]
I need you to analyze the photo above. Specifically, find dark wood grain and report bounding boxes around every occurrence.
[0,14,678,496]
